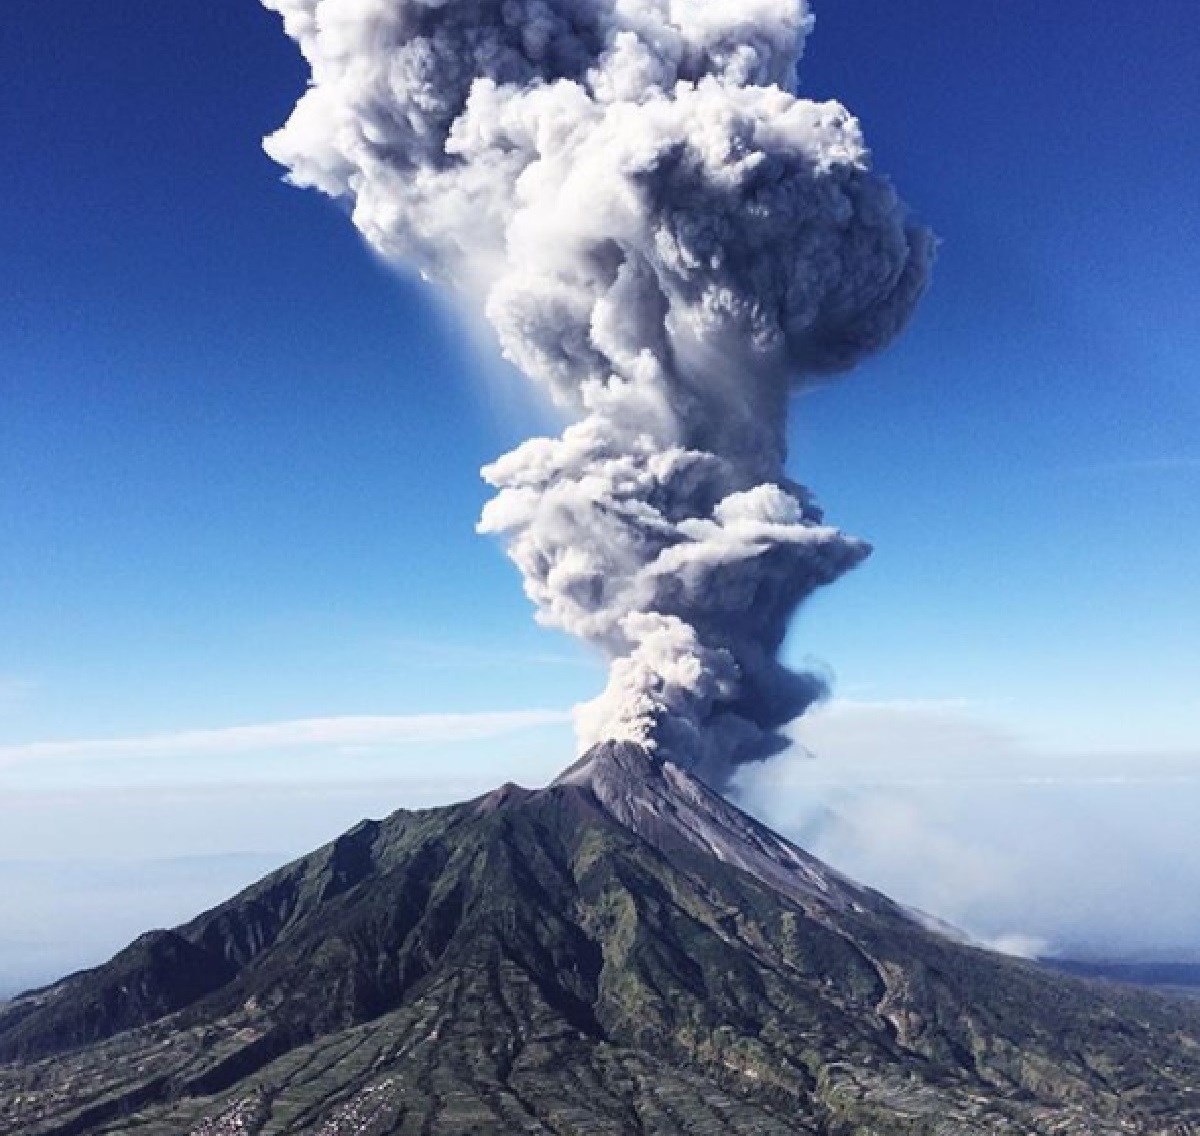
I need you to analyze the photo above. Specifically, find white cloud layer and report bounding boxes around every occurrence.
[0,710,570,769]
[0,698,1198,988]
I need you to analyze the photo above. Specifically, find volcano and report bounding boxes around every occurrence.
[2,743,1198,1135]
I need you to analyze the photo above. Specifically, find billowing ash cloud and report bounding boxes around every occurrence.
[263,0,932,788]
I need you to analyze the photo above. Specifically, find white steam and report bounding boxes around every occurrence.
[262,0,932,787]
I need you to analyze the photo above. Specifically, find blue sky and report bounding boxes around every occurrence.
[1,0,1198,986]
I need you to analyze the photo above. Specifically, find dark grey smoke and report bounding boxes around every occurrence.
[263,0,932,787]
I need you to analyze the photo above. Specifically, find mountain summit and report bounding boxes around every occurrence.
[555,743,910,920]
[2,743,1198,1135]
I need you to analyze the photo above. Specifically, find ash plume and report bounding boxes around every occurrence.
[263,0,932,788]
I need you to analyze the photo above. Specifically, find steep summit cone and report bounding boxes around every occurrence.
[3,749,1200,1135]
[558,741,904,919]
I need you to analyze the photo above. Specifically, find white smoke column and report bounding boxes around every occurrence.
[262,0,933,789]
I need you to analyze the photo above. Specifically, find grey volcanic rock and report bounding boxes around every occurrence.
[556,742,903,916]
[2,743,1199,1135]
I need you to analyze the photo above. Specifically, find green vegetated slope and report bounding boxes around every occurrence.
[2,745,1198,1135]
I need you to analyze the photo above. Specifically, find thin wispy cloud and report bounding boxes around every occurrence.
[771,772,1200,789]
[387,638,599,671]
[751,698,1200,789]
[738,699,1200,961]
[0,710,571,770]
[0,677,36,714]
[1066,456,1200,477]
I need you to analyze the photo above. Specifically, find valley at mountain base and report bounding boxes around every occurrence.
[2,743,1198,1135]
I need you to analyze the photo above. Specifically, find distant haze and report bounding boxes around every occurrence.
[1,702,1197,993]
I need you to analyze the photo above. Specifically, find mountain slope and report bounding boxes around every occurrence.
[2,743,1199,1135]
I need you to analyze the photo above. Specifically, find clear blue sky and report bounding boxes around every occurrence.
[2,0,1196,753]
[0,1,1198,985]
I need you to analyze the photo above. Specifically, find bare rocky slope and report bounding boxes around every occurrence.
[2,742,1199,1135]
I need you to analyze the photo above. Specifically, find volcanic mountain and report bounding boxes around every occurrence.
[3,743,1199,1135]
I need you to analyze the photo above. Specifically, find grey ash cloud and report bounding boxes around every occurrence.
[263,0,932,788]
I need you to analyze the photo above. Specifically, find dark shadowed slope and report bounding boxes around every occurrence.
[2,743,1199,1135]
